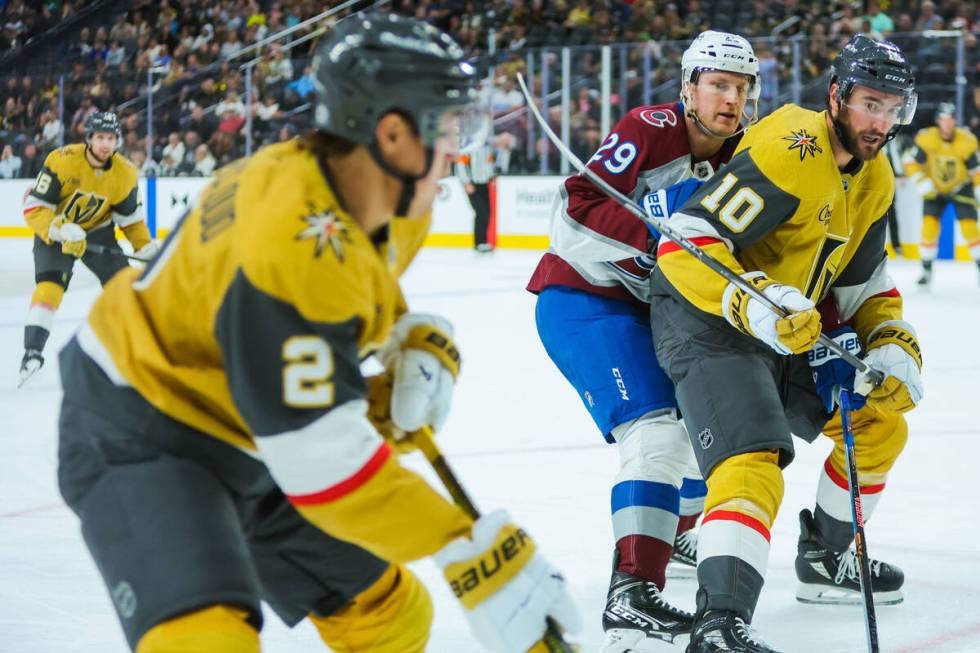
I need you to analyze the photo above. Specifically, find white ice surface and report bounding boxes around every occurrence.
[1,241,978,653]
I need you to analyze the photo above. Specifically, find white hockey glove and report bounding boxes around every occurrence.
[910,172,936,198]
[722,271,821,355]
[134,240,160,261]
[49,216,87,258]
[377,313,460,433]
[434,510,581,653]
[854,320,923,414]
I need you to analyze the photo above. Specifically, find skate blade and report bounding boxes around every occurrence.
[17,363,41,389]
[600,629,689,653]
[795,582,904,606]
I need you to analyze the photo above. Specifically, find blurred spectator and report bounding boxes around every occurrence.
[184,104,216,143]
[491,77,525,116]
[0,144,22,178]
[161,131,185,174]
[285,65,316,100]
[193,143,217,176]
[865,1,894,38]
[38,109,63,150]
[19,141,43,178]
[916,1,943,31]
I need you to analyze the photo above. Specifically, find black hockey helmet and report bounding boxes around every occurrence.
[84,111,122,140]
[935,102,956,120]
[311,12,484,151]
[829,34,917,126]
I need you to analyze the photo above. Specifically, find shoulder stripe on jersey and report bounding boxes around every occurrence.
[657,235,723,256]
[255,398,388,499]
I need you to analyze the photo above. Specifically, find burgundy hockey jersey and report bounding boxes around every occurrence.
[527,102,740,305]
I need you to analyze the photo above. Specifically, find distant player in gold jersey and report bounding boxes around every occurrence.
[650,35,922,652]
[904,102,980,286]
[19,111,158,386]
[55,13,578,653]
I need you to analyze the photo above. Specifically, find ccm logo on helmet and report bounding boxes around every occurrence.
[639,108,678,128]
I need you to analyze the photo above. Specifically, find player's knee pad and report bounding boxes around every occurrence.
[612,410,691,486]
[704,450,783,529]
[826,404,908,479]
[31,280,65,308]
[921,214,941,253]
[310,564,432,653]
[135,605,259,653]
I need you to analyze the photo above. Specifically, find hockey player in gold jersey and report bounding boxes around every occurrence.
[904,102,980,286]
[19,111,158,386]
[649,36,922,652]
[56,13,578,653]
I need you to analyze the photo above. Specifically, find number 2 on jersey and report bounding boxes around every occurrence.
[282,336,335,408]
[590,133,637,174]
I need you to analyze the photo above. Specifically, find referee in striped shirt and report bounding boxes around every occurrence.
[455,141,496,252]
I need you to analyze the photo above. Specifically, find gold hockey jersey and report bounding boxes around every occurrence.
[656,104,903,343]
[905,126,980,195]
[22,144,149,249]
[78,139,471,563]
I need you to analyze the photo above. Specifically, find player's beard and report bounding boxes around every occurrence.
[834,105,887,162]
[86,144,111,167]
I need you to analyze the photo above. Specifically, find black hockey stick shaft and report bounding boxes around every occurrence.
[839,390,880,653]
[86,242,149,263]
[413,427,578,653]
[516,73,883,386]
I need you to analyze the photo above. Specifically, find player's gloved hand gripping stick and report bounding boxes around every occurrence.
[412,426,580,653]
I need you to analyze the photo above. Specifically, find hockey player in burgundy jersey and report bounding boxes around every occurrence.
[527,31,760,652]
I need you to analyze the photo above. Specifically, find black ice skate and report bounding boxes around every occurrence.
[686,611,780,653]
[667,529,698,579]
[795,509,904,605]
[600,571,694,652]
[18,349,43,388]
[916,261,932,287]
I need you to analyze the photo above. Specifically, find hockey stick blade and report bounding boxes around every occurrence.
[515,73,882,385]
[839,390,880,653]
[413,427,579,653]
[86,242,149,263]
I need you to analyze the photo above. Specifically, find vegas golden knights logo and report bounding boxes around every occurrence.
[63,190,107,226]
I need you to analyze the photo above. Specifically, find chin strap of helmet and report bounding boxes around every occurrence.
[368,140,435,215]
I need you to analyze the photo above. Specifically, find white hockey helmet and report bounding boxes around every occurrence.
[681,30,760,101]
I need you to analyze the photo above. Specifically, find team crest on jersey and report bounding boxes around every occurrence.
[639,108,677,128]
[296,209,350,260]
[63,190,108,226]
[782,129,823,161]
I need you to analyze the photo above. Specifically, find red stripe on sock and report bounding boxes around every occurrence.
[823,458,885,494]
[702,510,771,542]
[657,236,723,256]
[288,442,391,505]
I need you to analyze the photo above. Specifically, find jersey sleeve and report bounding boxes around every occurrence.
[23,150,66,241]
[550,109,672,264]
[831,215,903,343]
[655,148,801,315]
[113,177,152,249]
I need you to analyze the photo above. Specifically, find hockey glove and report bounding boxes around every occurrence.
[854,320,923,414]
[910,172,936,198]
[807,326,867,413]
[434,510,581,653]
[641,177,703,239]
[134,241,160,261]
[364,371,423,453]
[50,216,87,258]
[723,272,821,355]
[377,313,460,433]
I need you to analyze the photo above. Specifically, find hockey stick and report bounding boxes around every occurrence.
[838,389,879,653]
[515,73,883,386]
[86,242,149,263]
[412,426,579,653]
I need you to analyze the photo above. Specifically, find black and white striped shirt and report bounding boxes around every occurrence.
[454,145,496,185]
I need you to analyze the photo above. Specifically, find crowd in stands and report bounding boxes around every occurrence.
[0,0,978,179]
